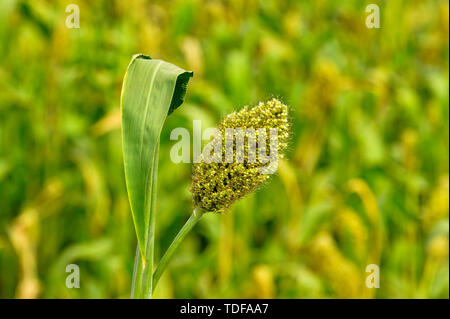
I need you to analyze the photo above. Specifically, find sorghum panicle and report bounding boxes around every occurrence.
[191,98,290,212]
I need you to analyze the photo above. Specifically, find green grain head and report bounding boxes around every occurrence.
[191,98,290,213]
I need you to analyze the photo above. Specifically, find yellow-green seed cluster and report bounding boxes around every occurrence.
[191,98,290,213]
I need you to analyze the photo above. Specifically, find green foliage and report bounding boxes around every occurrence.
[121,54,192,297]
[121,54,191,261]
[0,0,448,298]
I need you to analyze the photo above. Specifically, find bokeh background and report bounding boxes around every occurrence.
[0,0,448,299]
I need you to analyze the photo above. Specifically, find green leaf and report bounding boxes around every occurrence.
[121,54,193,258]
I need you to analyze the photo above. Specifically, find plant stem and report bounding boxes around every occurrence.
[130,244,141,298]
[152,207,204,294]
[131,245,138,297]
[131,144,159,299]
[139,143,159,298]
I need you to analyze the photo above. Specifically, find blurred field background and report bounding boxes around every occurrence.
[0,0,449,299]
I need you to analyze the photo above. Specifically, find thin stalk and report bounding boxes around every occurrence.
[132,143,159,299]
[142,143,159,298]
[152,207,205,293]
[130,244,141,298]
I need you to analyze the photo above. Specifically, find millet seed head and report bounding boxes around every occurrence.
[191,98,290,213]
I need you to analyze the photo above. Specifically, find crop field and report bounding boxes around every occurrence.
[0,0,448,298]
